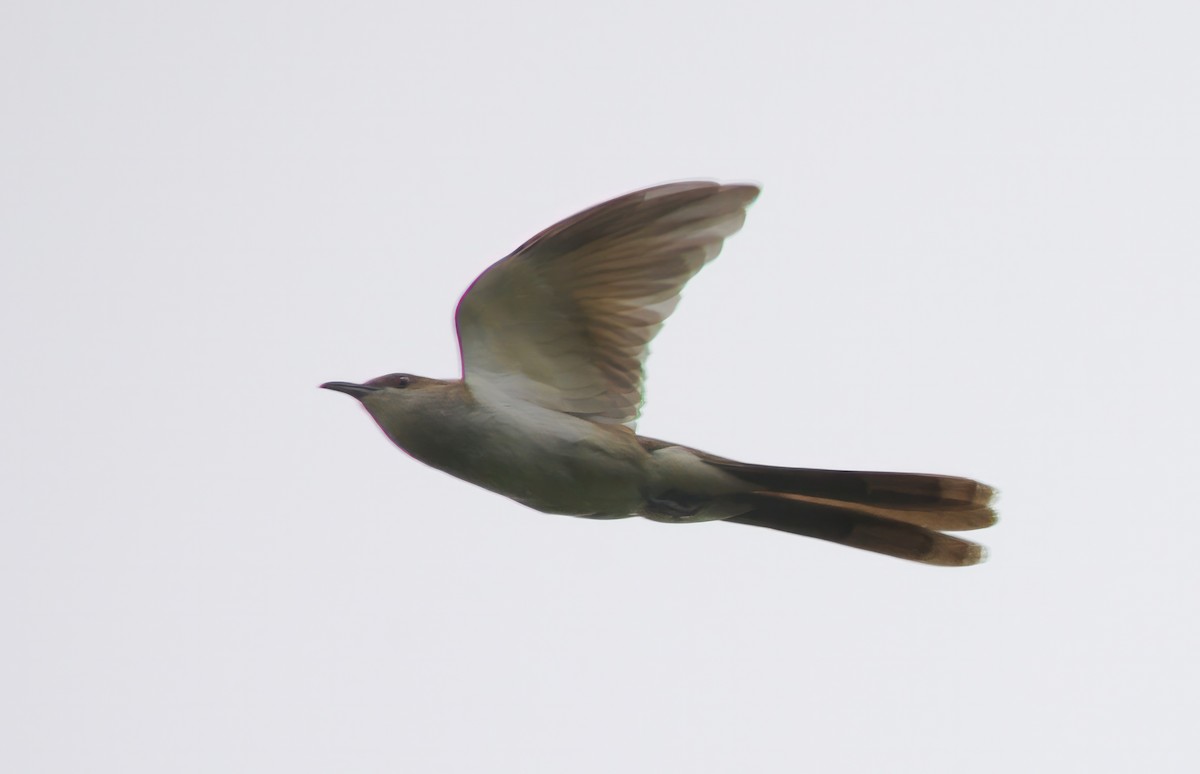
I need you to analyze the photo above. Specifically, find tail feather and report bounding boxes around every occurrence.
[711,458,995,511]
[761,491,996,532]
[727,493,986,567]
[635,437,996,565]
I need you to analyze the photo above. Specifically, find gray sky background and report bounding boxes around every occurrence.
[3,1,1198,772]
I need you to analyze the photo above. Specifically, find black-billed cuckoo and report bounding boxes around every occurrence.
[323,182,996,565]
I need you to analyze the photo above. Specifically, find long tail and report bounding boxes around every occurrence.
[716,460,996,566]
[637,437,998,566]
[724,492,988,566]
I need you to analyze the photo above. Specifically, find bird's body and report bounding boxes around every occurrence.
[323,181,997,565]
[367,377,650,517]
[359,376,749,519]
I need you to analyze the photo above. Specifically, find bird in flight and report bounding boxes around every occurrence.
[322,181,996,565]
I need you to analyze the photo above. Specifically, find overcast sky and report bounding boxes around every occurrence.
[3,1,1198,772]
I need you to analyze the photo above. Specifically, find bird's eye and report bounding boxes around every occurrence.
[366,373,412,389]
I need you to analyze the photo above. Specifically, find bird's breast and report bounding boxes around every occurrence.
[375,388,650,518]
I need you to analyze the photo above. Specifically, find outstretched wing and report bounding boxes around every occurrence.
[454,181,759,427]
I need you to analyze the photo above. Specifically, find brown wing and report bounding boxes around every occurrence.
[454,181,760,427]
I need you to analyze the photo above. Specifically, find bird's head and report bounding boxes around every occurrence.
[320,373,447,406]
[321,371,462,425]
[321,373,466,459]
